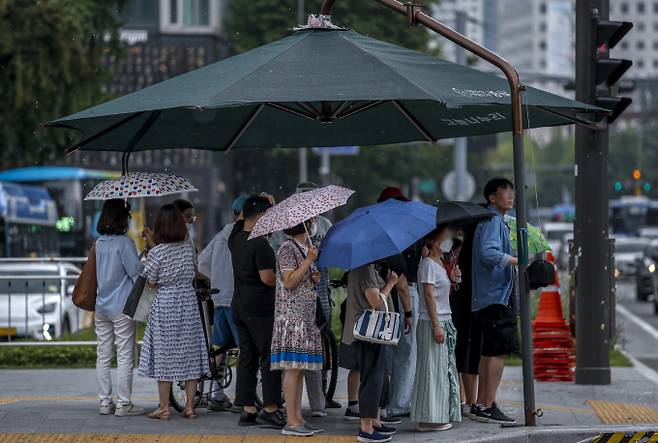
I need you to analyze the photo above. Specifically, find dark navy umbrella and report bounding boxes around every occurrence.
[435,201,492,226]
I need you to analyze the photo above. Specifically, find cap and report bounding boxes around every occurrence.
[232,195,248,213]
[377,186,409,203]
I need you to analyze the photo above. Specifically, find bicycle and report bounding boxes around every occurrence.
[169,285,341,411]
[169,287,238,412]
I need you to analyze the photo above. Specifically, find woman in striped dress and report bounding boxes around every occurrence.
[410,225,462,431]
[139,204,209,420]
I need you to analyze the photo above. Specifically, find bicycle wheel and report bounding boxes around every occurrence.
[169,380,204,412]
[322,328,339,401]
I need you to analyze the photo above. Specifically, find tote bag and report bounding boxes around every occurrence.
[72,243,97,312]
[123,275,157,323]
[353,293,401,346]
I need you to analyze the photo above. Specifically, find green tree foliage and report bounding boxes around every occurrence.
[0,0,124,167]
[223,0,445,205]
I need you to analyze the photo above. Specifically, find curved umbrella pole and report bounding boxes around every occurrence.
[320,0,537,426]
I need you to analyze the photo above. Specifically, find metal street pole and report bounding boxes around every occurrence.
[319,0,537,425]
[454,10,468,200]
[298,0,308,183]
[574,0,611,385]
[320,150,331,186]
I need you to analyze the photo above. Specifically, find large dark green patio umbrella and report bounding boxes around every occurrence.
[46,28,605,156]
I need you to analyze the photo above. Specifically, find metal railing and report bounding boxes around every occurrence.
[0,257,88,345]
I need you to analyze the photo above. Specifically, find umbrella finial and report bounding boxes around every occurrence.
[293,14,345,31]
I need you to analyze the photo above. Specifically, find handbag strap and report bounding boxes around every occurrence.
[378,292,390,313]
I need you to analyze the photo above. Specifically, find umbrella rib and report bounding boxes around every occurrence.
[122,110,162,173]
[392,100,436,142]
[336,100,386,120]
[266,102,317,120]
[63,112,146,154]
[224,104,265,153]
[536,106,600,129]
[297,102,321,117]
[330,101,351,119]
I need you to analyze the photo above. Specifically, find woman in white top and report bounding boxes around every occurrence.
[410,225,462,431]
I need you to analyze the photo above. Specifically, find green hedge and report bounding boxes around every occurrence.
[0,345,104,368]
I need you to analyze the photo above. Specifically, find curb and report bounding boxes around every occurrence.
[463,425,658,443]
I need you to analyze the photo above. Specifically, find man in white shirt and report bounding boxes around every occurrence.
[198,195,247,411]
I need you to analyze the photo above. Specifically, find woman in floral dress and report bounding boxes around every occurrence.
[270,220,323,437]
[139,204,209,420]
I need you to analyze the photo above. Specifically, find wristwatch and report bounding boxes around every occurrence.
[404,310,413,319]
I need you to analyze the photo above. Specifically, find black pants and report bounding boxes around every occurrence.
[357,341,387,419]
[233,309,282,407]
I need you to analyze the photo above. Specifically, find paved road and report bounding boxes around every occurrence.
[616,280,658,374]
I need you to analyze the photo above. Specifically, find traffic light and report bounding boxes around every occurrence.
[632,169,642,180]
[593,18,633,123]
[643,182,652,193]
[614,181,623,192]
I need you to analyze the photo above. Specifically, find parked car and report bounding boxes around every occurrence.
[613,237,648,279]
[543,222,573,262]
[0,262,82,340]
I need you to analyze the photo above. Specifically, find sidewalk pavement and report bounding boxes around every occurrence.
[1,366,657,442]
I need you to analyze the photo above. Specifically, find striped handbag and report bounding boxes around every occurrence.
[353,293,401,346]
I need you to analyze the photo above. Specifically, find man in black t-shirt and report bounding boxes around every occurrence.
[228,194,284,429]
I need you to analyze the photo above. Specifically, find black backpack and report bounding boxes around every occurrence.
[526,260,556,290]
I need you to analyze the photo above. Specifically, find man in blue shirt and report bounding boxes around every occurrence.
[470,178,519,424]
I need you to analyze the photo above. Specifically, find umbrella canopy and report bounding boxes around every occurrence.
[84,172,197,200]
[505,215,551,254]
[436,201,493,225]
[318,199,436,269]
[46,29,606,153]
[248,185,354,240]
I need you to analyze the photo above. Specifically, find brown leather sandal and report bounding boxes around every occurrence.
[181,409,198,419]
[147,408,170,420]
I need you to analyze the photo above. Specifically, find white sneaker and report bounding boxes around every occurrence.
[312,409,328,417]
[99,401,116,415]
[115,403,146,416]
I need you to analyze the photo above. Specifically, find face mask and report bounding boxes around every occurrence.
[186,223,196,241]
[439,238,453,253]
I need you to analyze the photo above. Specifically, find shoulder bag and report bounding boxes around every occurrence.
[353,292,401,346]
[72,243,97,312]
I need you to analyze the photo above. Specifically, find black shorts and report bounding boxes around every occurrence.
[339,341,360,371]
[476,303,519,357]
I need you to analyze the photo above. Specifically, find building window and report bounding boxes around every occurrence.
[655,2,658,13]
[539,40,546,50]
[539,22,546,32]
[638,59,645,69]
[637,40,645,50]
[539,2,546,13]
[621,2,629,13]
[638,2,646,13]
[638,22,645,32]
[621,41,629,49]
[654,41,658,50]
[653,59,658,68]
[161,0,219,34]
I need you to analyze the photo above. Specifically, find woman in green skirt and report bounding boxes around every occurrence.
[410,225,462,432]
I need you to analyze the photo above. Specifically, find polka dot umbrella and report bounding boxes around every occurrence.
[84,171,197,200]
[248,185,354,240]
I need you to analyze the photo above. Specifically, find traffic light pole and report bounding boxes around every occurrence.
[575,0,612,385]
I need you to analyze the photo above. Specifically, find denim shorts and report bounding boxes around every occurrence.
[212,306,239,348]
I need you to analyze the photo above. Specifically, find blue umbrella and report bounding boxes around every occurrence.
[318,199,437,269]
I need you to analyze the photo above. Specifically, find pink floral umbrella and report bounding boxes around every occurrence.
[84,171,197,200]
[249,185,354,240]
